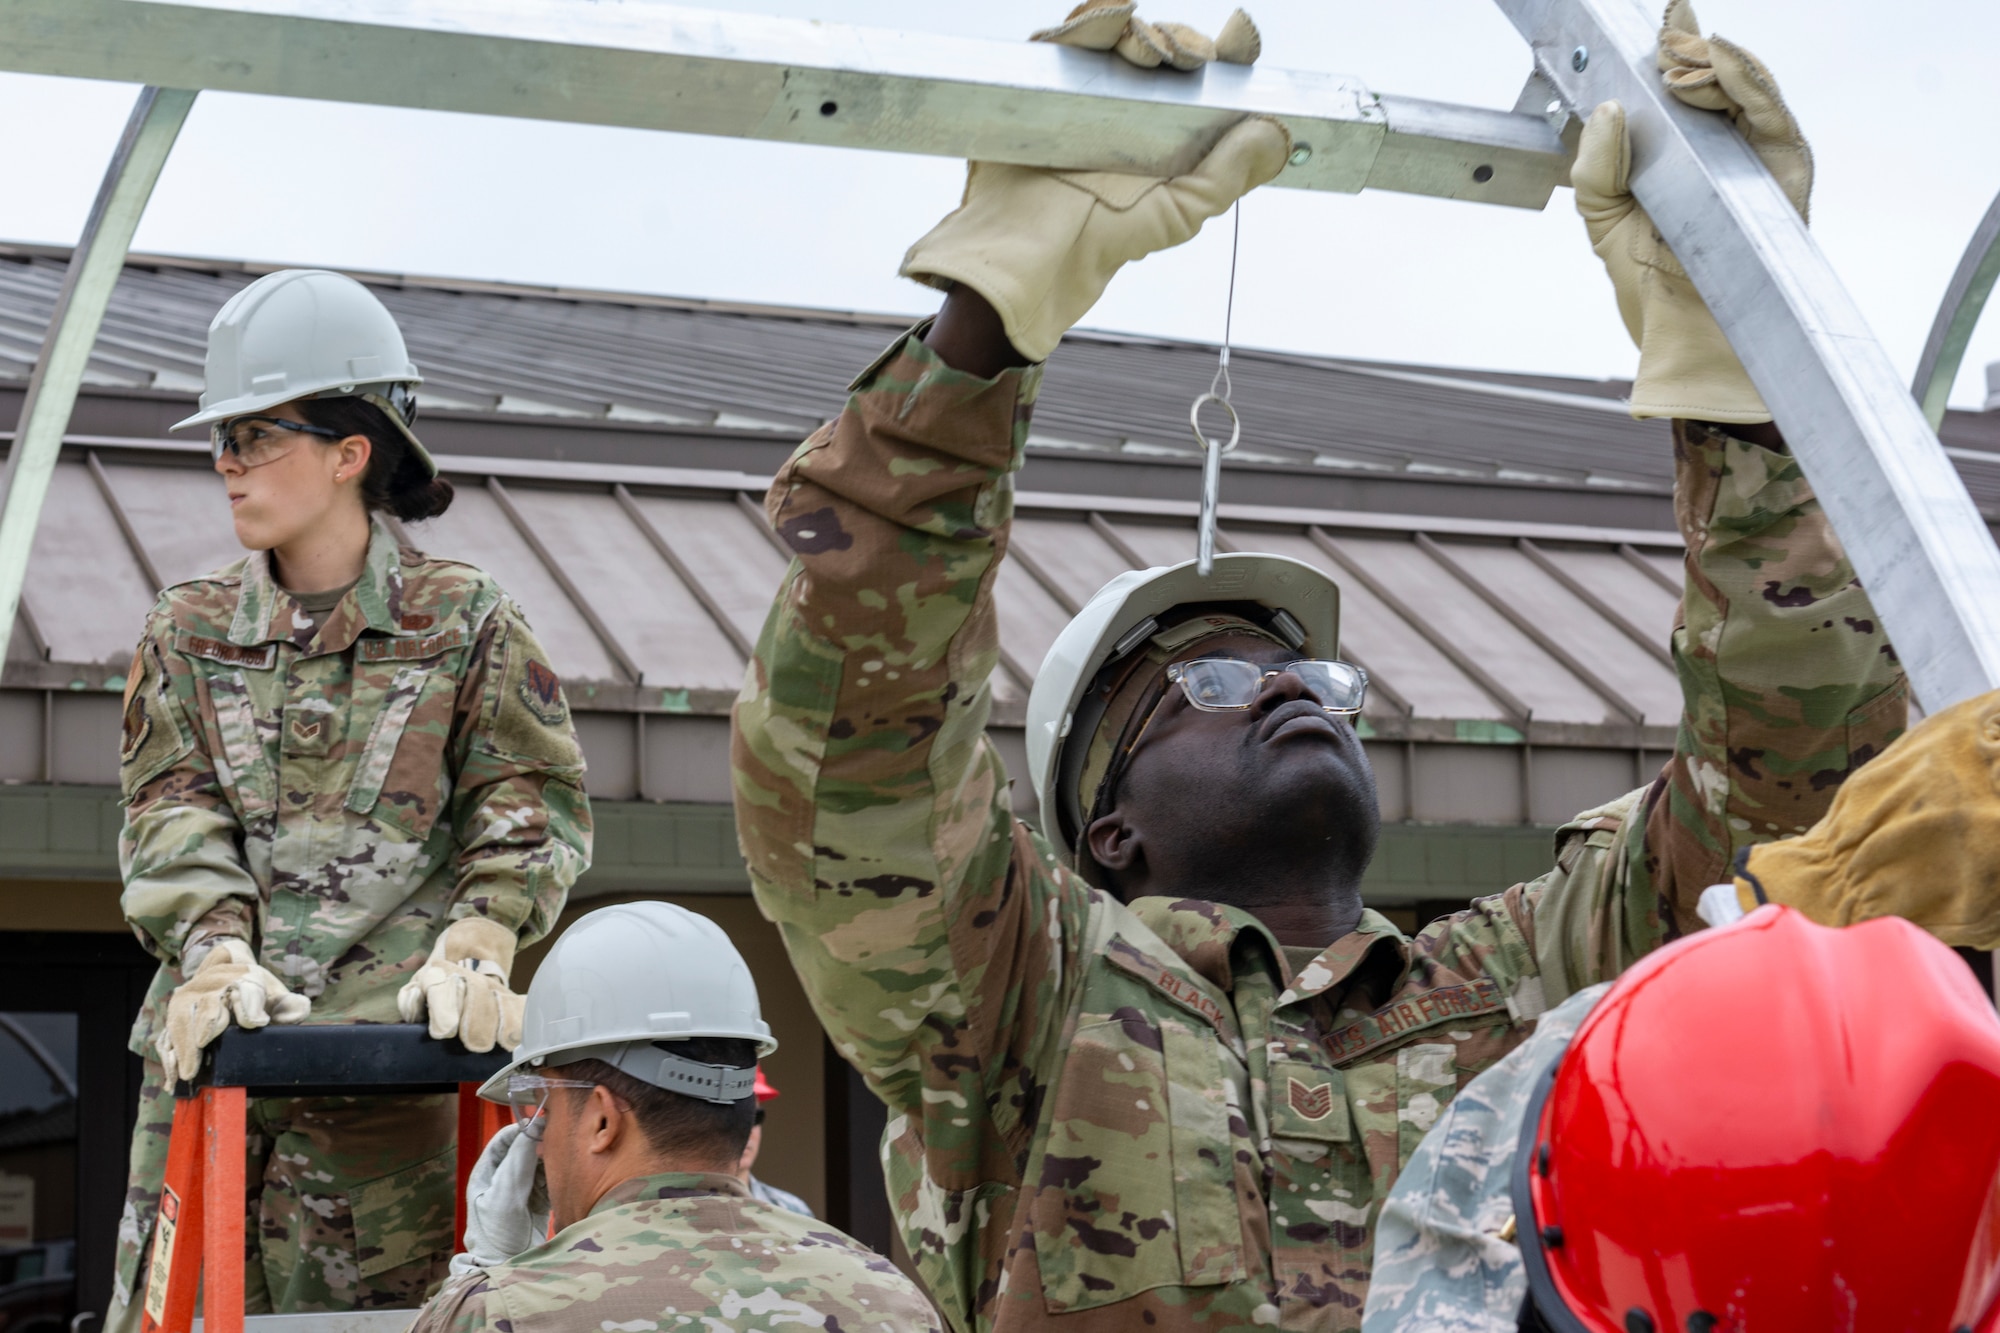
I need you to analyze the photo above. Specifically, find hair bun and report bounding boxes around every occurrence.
[390,475,455,522]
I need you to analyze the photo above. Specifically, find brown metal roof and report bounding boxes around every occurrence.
[15,435,1685,750]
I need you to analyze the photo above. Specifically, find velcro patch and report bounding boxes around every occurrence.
[1289,1076,1335,1121]
[357,628,467,662]
[1105,937,1229,1037]
[517,657,567,726]
[1269,1058,1350,1142]
[173,633,275,670]
[1320,977,1507,1064]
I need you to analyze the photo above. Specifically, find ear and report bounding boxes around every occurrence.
[1086,810,1144,881]
[584,1084,624,1156]
[334,432,373,485]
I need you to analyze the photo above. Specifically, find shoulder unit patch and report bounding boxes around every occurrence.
[518,657,567,726]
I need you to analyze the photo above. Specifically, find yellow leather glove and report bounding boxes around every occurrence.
[901,116,1289,362]
[1735,688,2000,949]
[397,917,526,1053]
[1032,2,1262,70]
[1573,0,1811,423]
[157,938,311,1082]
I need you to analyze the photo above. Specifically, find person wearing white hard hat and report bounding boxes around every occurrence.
[729,3,1907,1326]
[108,269,592,1331]
[410,902,940,1333]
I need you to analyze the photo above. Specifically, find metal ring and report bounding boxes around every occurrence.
[1189,392,1241,456]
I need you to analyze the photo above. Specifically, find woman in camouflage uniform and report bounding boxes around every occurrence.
[105,269,592,1333]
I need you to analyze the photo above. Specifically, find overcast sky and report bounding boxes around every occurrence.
[1,0,1996,404]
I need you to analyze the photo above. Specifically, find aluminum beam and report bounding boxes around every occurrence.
[1496,0,2000,709]
[4,0,1566,209]
[1913,187,2000,432]
[0,86,194,670]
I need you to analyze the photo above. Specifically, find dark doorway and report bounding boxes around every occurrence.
[0,932,154,1333]
[822,1037,892,1255]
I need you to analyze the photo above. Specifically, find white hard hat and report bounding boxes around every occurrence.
[479,902,777,1105]
[1024,552,1341,855]
[173,268,433,473]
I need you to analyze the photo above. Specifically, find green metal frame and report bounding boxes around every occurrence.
[0,86,195,668]
[1913,187,2000,432]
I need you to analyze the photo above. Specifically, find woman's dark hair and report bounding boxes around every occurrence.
[298,394,455,521]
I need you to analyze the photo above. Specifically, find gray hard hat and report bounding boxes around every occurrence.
[174,268,435,478]
[479,902,776,1106]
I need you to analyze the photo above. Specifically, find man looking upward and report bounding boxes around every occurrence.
[732,3,1902,1327]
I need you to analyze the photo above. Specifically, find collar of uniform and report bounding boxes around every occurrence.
[228,516,407,649]
[1277,909,1413,1008]
[594,1170,752,1218]
[1123,896,1286,994]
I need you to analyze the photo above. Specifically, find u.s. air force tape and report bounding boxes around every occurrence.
[650,1046,758,1105]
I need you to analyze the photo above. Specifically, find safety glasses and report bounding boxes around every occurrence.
[211,415,343,468]
[503,1073,599,1141]
[1163,658,1369,715]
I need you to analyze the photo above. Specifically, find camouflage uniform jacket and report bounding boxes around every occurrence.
[730,330,1906,1332]
[409,1171,942,1333]
[118,515,592,1054]
[1361,986,1603,1332]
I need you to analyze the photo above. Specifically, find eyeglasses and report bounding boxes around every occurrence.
[211,415,342,468]
[503,1073,599,1141]
[1163,658,1369,715]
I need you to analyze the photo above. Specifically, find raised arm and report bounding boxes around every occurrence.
[1509,5,1906,998]
[731,307,1060,1120]
[733,121,1289,1135]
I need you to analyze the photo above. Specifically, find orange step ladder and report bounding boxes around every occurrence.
[138,1024,510,1333]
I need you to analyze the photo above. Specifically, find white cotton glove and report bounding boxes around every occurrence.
[1032,2,1262,70]
[156,938,311,1082]
[901,116,1290,362]
[1573,0,1812,423]
[397,917,526,1054]
[449,1123,550,1275]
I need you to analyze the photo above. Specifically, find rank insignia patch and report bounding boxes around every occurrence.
[519,658,567,725]
[1288,1076,1336,1122]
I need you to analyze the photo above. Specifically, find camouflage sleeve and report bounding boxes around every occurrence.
[405,1270,492,1333]
[446,601,592,949]
[1531,422,1908,999]
[1360,984,1606,1333]
[117,608,258,965]
[732,328,1085,1141]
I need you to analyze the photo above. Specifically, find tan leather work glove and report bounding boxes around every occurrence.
[157,938,310,1082]
[1733,689,2000,949]
[1032,1,1261,70]
[397,917,526,1053]
[901,116,1289,362]
[1574,0,1811,423]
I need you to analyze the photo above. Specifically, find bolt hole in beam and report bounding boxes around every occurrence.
[0,0,1568,207]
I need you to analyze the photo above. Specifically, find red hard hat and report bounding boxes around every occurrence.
[1515,906,2000,1333]
[753,1067,778,1103]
